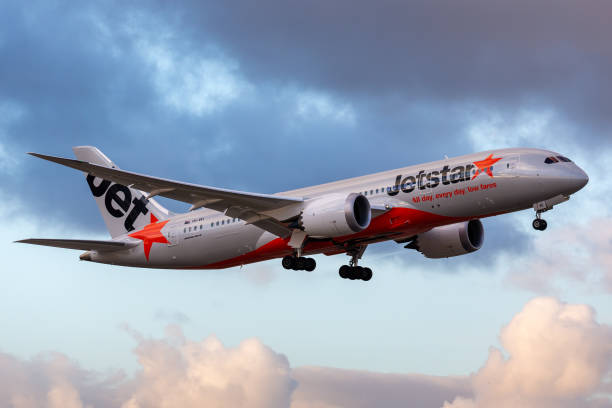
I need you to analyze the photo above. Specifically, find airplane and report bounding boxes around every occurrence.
[17,146,588,281]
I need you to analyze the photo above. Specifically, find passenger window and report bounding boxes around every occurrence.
[216,221,219,226]
[375,189,379,193]
[200,225,203,230]
[183,228,186,233]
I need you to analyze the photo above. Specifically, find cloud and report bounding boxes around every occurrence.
[164,0,612,134]
[0,351,127,408]
[128,18,250,117]
[122,326,296,408]
[443,297,612,408]
[0,99,26,173]
[294,91,356,126]
[508,217,612,293]
[291,367,470,408]
[0,298,610,408]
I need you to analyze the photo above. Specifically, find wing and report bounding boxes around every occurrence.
[29,152,303,237]
[16,238,135,251]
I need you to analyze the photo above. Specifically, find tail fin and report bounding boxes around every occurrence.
[73,146,173,238]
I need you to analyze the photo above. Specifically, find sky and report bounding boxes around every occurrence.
[0,1,611,407]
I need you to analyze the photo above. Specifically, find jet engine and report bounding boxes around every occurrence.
[407,219,484,258]
[301,193,371,237]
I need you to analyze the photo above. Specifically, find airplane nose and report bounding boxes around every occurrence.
[566,166,589,193]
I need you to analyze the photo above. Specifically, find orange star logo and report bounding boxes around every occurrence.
[471,154,502,180]
[128,213,170,261]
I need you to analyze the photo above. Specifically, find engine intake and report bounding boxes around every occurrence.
[409,219,484,258]
[301,193,371,237]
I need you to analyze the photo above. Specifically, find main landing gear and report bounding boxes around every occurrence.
[339,245,372,281]
[339,265,372,281]
[282,255,316,272]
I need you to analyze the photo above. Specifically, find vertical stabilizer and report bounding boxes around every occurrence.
[73,146,173,238]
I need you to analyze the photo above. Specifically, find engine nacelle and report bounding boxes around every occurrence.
[410,219,484,258]
[301,193,371,237]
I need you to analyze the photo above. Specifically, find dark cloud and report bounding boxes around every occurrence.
[0,0,607,262]
[159,0,612,133]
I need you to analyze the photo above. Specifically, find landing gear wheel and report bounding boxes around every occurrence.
[282,255,295,270]
[284,256,316,271]
[339,265,350,279]
[304,258,316,272]
[339,265,373,281]
[532,218,548,231]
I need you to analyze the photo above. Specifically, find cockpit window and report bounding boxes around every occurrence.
[544,156,559,164]
[544,156,572,164]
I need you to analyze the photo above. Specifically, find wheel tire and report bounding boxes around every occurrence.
[305,258,316,272]
[349,266,361,280]
[539,219,548,231]
[339,265,350,279]
[532,219,542,230]
[361,267,373,281]
[295,257,306,270]
[282,256,294,270]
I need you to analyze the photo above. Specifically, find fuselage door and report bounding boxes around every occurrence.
[166,223,180,247]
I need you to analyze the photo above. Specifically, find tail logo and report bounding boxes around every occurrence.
[471,154,502,180]
[86,175,149,232]
[128,213,170,261]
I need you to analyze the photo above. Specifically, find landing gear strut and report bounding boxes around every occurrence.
[282,255,316,272]
[339,245,372,281]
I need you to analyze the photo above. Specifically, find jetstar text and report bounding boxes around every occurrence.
[387,164,477,196]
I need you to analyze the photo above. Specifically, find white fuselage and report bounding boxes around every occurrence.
[86,148,588,269]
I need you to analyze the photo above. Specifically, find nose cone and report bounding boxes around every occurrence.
[565,166,589,194]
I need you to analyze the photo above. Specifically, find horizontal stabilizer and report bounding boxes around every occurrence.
[15,238,135,251]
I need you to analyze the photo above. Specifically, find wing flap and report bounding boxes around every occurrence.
[16,238,135,252]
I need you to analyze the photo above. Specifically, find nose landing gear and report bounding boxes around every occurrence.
[532,216,548,231]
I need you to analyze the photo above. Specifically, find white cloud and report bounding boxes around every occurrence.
[0,299,609,408]
[465,108,557,152]
[295,91,356,126]
[508,217,612,293]
[0,100,26,173]
[126,15,249,117]
[443,297,612,408]
[122,326,295,408]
